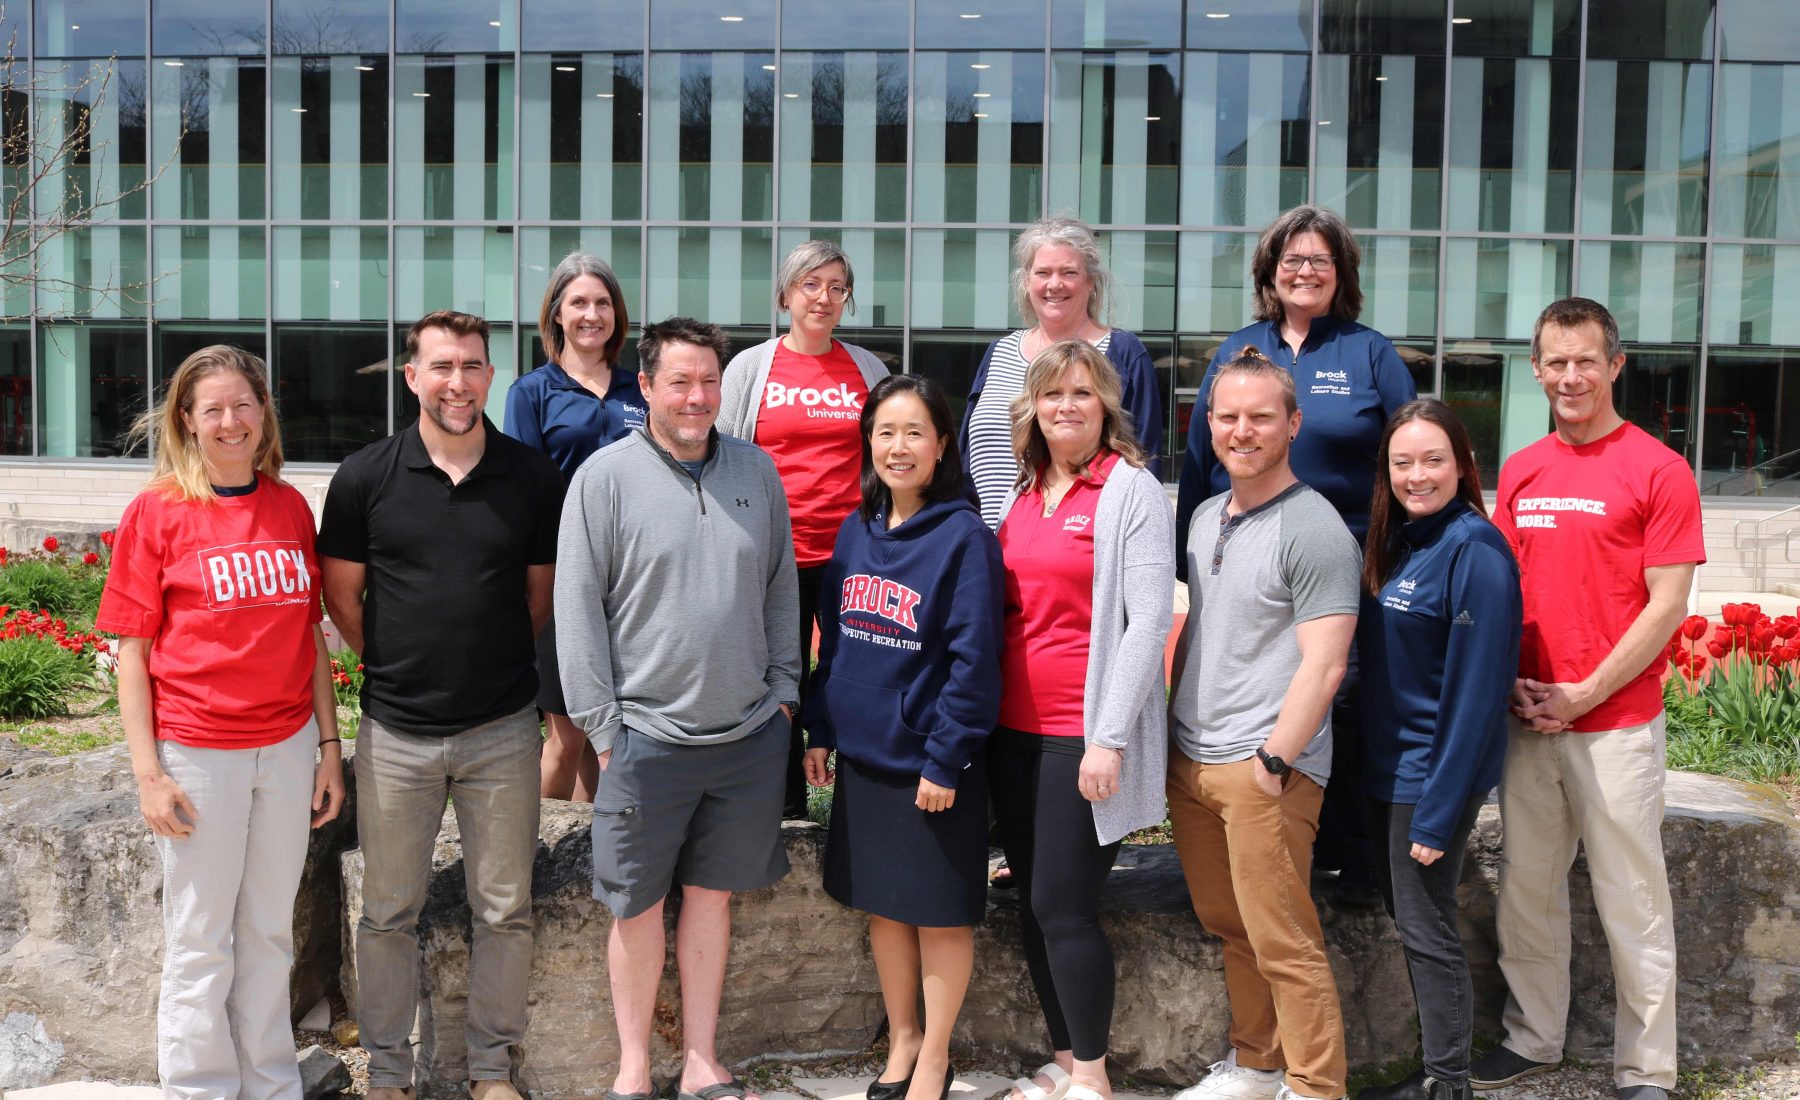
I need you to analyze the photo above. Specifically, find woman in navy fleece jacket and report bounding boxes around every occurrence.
[804,374,1005,1100]
[1357,399,1521,1100]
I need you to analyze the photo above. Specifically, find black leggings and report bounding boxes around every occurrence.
[988,728,1121,1061]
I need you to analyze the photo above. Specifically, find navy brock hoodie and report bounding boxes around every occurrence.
[805,496,1005,789]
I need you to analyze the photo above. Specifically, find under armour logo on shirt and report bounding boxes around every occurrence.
[736,498,750,508]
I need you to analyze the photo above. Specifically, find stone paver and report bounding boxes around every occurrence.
[3,1084,160,1100]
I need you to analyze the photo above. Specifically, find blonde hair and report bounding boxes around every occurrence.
[128,345,284,502]
[1009,340,1145,495]
[1010,215,1111,328]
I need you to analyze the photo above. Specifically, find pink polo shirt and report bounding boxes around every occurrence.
[995,450,1119,738]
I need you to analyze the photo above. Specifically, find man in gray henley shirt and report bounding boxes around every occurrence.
[555,316,800,1100]
[1167,348,1361,1100]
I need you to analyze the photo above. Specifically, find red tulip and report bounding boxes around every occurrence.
[1707,640,1728,659]
[100,529,115,548]
[1680,615,1709,641]
[41,536,58,552]
[82,551,99,566]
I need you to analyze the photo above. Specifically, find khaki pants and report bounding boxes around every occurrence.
[1495,714,1676,1089]
[1168,755,1346,1100]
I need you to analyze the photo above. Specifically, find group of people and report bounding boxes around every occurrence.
[101,204,1699,1100]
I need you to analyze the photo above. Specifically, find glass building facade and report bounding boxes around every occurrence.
[3,0,1800,494]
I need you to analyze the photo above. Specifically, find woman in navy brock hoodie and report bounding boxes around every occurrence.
[804,374,1005,1100]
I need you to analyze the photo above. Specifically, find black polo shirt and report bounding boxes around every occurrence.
[318,417,564,737]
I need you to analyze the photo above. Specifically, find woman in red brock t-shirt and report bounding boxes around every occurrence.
[717,238,892,818]
[96,346,343,1100]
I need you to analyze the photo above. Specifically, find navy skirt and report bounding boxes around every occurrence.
[823,753,989,927]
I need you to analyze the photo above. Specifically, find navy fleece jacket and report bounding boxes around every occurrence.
[1358,499,1522,851]
[805,496,1005,789]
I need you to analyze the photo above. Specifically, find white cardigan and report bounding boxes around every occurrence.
[716,337,892,442]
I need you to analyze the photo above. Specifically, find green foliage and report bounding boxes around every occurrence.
[329,649,364,723]
[0,554,109,622]
[14,722,123,755]
[1664,673,1800,782]
[0,635,93,718]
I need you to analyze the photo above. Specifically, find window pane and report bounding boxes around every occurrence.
[1048,52,1181,226]
[394,55,515,221]
[909,330,1006,421]
[272,0,387,54]
[1051,0,1181,50]
[274,323,387,462]
[272,225,387,321]
[1577,240,1704,345]
[1709,244,1800,347]
[35,59,150,221]
[1615,344,1695,465]
[270,55,389,220]
[521,53,643,222]
[1585,0,1713,61]
[37,322,147,458]
[1441,340,1542,487]
[651,0,776,50]
[916,0,1045,50]
[779,52,907,223]
[397,0,514,53]
[1359,234,1438,342]
[911,51,1044,225]
[1320,0,1445,55]
[1713,63,1800,241]
[152,226,268,320]
[1186,0,1313,52]
[1098,230,1176,334]
[1441,237,1570,340]
[1175,230,1255,334]
[1701,347,1800,497]
[152,0,265,55]
[782,0,908,50]
[647,53,774,222]
[1446,57,1577,232]
[776,227,906,329]
[911,228,1018,331]
[644,226,774,328]
[1580,60,1710,236]
[523,0,644,51]
[1180,51,1309,228]
[151,56,266,220]
[395,226,514,323]
[153,323,266,401]
[518,227,643,349]
[37,224,150,319]
[1316,53,1445,230]
[0,325,32,456]
[1450,0,1579,57]
[37,0,144,58]
[1720,3,1800,63]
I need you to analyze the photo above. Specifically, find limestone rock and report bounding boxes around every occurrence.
[297,1044,353,1099]
[0,742,360,1087]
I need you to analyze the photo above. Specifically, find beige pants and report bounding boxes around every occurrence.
[1495,713,1676,1089]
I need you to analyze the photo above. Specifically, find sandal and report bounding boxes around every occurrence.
[1010,1064,1071,1100]
[678,1081,751,1100]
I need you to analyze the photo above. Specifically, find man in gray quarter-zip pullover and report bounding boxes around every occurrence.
[555,316,799,1100]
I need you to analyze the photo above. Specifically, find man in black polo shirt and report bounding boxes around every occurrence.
[319,309,563,1100]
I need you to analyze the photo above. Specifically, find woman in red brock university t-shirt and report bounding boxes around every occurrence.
[717,238,893,819]
[97,345,343,1100]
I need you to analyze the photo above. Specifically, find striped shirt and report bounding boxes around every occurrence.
[968,329,1115,529]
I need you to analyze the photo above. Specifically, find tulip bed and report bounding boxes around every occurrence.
[0,537,116,720]
[1663,603,1800,782]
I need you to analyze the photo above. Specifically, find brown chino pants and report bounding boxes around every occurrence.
[1167,754,1346,1100]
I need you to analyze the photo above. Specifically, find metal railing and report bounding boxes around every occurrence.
[1731,503,1800,593]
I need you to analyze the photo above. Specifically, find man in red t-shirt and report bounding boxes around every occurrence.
[1473,299,1702,1100]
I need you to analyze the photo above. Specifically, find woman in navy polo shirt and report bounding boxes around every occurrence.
[506,251,644,801]
[1174,203,1416,904]
[1357,399,1521,1100]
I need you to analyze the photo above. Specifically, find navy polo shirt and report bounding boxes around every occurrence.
[318,417,565,737]
[504,360,646,483]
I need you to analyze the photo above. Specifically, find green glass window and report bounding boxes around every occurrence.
[1442,237,1569,340]
[1175,231,1255,335]
[644,226,774,328]
[523,0,644,52]
[778,52,908,224]
[1051,0,1181,50]
[395,227,515,327]
[394,55,516,221]
[37,0,143,58]
[152,0,265,55]
[274,322,389,462]
[1316,52,1445,230]
[1713,63,1800,241]
[1446,56,1577,233]
[647,52,774,222]
[911,51,1044,225]
[272,225,387,321]
[521,53,644,222]
[1098,230,1177,335]
[271,0,387,54]
[1580,61,1710,237]
[151,56,267,221]
[36,225,150,319]
[152,226,268,320]
[1359,234,1438,343]
[1450,0,1578,58]
[1701,347,1800,497]
[1441,340,1541,485]
[651,0,776,50]
[915,0,1044,50]
[1180,50,1309,229]
[270,55,389,220]
[1576,240,1704,345]
[396,0,514,52]
[34,60,149,222]
[783,0,908,50]
[1186,0,1312,52]
[0,325,30,455]
[1048,51,1181,227]
[1585,0,1712,61]
[1709,244,1800,348]
[38,322,148,458]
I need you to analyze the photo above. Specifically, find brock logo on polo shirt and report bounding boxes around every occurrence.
[197,540,314,610]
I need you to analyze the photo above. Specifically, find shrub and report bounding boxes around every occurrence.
[0,559,84,617]
[1665,603,1800,781]
[0,635,93,718]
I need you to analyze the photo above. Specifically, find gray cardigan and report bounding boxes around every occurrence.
[717,337,892,442]
[1000,459,1175,845]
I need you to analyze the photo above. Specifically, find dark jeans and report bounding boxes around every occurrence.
[786,562,828,818]
[1365,794,1489,1085]
[1316,640,1375,885]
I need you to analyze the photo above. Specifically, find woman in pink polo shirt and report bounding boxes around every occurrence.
[718,239,891,819]
[990,341,1174,1100]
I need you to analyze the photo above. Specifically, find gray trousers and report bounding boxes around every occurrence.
[353,705,541,1088]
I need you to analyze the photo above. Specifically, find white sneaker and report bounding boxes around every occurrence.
[1173,1051,1283,1100]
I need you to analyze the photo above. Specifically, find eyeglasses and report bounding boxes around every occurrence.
[797,279,851,303]
[1278,253,1335,272]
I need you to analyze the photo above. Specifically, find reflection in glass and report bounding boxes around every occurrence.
[1713,64,1800,241]
[782,0,908,50]
[34,60,149,222]
[152,226,267,320]
[1098,230,1176,334]
[153,323,266,403]
[1180,51,1309,228]
[648,52,774,222]
[1439,340,1542,486]
[1049,52,1181,226]
[1709,245,1800,348]
[1185,0,1312,52]
[274,323,389,462]
[522,0,644,52]
[272,0,387,53]
[1446,56,1576,232]
[271,55,388,220]
[521,54,643,221]
[1617,344,1696,466]
[518,227,643,352]
[1720,4,1800,64]
[1175,231,1255,334]
[395,227,515,323]
[0,326,31,456]
[272,226,387,321]
[154,0,266,55]
[650,0,775,50]
[1702,348,1800,497]
[912,51,1043,224]
[36,225,149,318]
[1577,240,1703,345]
[36,0,144,57]
[37,323,148,458]
[776,227,906,330]
[1051,0,1180,50]
[1450,0,1578,57]
[394,55,515,221]
[1320,0,1445,56]
[1316,53,1444,230]
[779,53,908,223]
[396,0,514,53]
[909,330,1006,423]
[1442,237,1570,340]
[644,226,774,327]
[1585,0,1713,61]
[151,57,267,220]
[915,0,1045,50]
[911,229,1018,331]
[1581,61,1710,237]
[1359,235,1438,341]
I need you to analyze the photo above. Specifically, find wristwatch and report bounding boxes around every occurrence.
[1255,747,1289,776]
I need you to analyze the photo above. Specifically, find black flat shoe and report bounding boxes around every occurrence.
[867,1076,912,1100]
